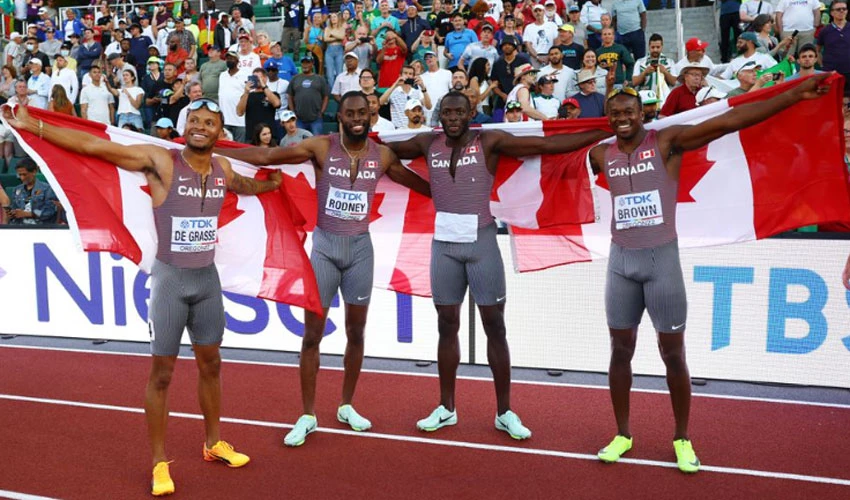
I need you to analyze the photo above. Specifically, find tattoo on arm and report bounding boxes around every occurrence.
[229,172,278,195]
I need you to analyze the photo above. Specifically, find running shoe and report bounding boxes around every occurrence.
[151,461,174,497]
[337,404,372,431]
[597,435,633,463]
[494,410,532,440]
[284,414,318,447]
[674,439,700,473]
[202,441,250,468]
[416,405,457,432]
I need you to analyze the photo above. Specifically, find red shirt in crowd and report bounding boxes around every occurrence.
[378,45,407,89]
[166,47,190,74]
[660,84,698,117]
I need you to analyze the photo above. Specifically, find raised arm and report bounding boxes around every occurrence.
[3,104,170,173]
[484,127,612,157]
[214,135,324,166]
[663,74,830,153]
[382,146,431,197]
[383,133,431,160]
[216,155,282,195]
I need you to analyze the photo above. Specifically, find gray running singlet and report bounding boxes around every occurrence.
[603,130,678,249]
[428,131,493,233]
[315,134,384,236]
[153,149,227,268]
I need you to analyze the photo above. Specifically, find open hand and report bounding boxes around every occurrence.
[1,103,29,129]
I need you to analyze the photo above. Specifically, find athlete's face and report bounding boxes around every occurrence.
[607,94,643,142]
[184,107,223,151]
[439,95,473,139]
[338,96,370,141]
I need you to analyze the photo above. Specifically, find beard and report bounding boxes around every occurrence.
[342,120,370,141]
[452,82,465,91]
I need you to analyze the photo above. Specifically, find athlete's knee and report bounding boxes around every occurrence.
[436,308,461,335]
[196,354,222,379]
[659,341,687,372]
[148,362,176,391]
[610,332,637,365]
[479,308,506,339]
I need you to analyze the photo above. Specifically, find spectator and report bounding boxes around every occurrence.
[250,123,278,147]
[672,37,715,76]
[61,9,84,39]
[324,12,347,88]
[410,28,439,64]
[753,14,794,60]
[4,32,24,70]
[77,28,102,78]
[232,0,255,22]
[776,0,820,58]
[434,0,455,46]
[612,0,647,60]
[238,67,281,140]
[403,98,430,130]
[720,32,778,79]
[6,79,30,109]
[169,18,196,60]
[41,27,60,61]
[420,50,452,123]
[444,11,478,69]
[597,27,634,86]
[26,58,50,109]
[264,42,298,82]
[401,3,429,49]
[288,55,329,136]
[0,65,16,104]
[47,87,73,118]
[659,62,708,118]
[581,0,606,50]
[304,12,326,74]
[468,0,498,35]
[740,0,776,31]
[491,35,530,121]
[366,92,395,131]
[105,27,124,57]
[219,48,248,142]
[370,1,401,50]
[542,0,563,26]
[128,23,154,75]
[557,96,582,119]
[507,63,548,120]
[7,159,57,225]
[719,0,743,63]
[107,52,137,88]
[182,57,200,85]
[153,117,180,140]
[141,56,164,131]
[554,24,584,71]
[279,110,314,147]
[229,8,256,42]
[532,74,560,119]
[213,13,232,52]
[332,52,363,101]
[265,66,289,141]
[469,57,498,115]
[572,69,606,117]
[80,65,113,125]
[566,6,587,48]
[112,69,146,130]
[460,23,498,72]
[638,89,660,123]
[504,99,524,122]
[278,0,305,56]
[236,33,262,78]
[358,68,379,97]
[695,85,727,106]
[539,46,577,101]
[376,30,408,90]
[524,5,558,68]
[380,64,430,128]
[579,49,609,96]
[725,60,773,96]
[21,36,50,79]
[632,33,676,92]
[817,1,850,95]
[253,31,273,67]
[788,43,822,80]
[346,25,379,70]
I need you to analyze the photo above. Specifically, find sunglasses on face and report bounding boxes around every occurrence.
[187,98,221,113]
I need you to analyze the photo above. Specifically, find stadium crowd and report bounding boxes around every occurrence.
[0,0,849,227]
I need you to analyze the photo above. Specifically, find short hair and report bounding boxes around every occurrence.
[339,90,369,111]
[360,67,375,80]
[451,67,468,78]
[451,11,465,19]
[648,33,663,44]
[186,80,203,93]
[441,90,471,110]
[163,62,177,70]
[401,64,415,74]
[751,14,773,34]
[601,27,615,34]
[122,69,136,82]
[547,45,562,55]
[798,43,818,56]
[16,157,37,173]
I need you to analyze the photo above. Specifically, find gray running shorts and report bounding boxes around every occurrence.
[311,226,374,308]
[148,259,226,356]
[431,223,506,306]
[605,239,687,333]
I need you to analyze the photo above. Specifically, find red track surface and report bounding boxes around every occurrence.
[1,346,849,499]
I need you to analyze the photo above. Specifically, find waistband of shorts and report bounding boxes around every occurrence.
[153,258,217,273]
[314,225,372,241]
[610,237,678,253]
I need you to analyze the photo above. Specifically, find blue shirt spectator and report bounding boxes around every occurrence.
[264,55,298,82]
[9,162,58,225]
[444,23,479,69]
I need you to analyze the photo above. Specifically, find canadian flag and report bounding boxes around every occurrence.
[215,177,225,186]
[638,149,655,160]
[508,74,850,271]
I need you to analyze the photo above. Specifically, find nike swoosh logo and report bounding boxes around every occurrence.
[496,296,506,302]
[357,295,370,301]
[432,151,442,156]
[671,323,685,331]
[607,160,617,166]
[689,460,700,467]
[439,415,454,423]
[330,157,342,161]
[178,176,192,181]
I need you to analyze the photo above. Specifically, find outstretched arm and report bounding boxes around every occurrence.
[214,136,324,166]
[216,156,282,195]
[664,74,831,153]
[382,146,430,197]
[485,128,612,157]
[384,133,431,160]
[2,104,169,173]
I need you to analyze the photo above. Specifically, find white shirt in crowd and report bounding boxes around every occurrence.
[420,68,452,123]
[388,86,426,129]
[532,94,560,119]
[117,86,145,115]
[776,0,820,31]
[80,82,113,125]
[218,70,247,127]
[267,77,290,122]
[538,64,577,100]
[237,51,261,78]
[523,21,558,57]
[27,73,52,109]
[486,0,503,20]
[721,51,779,79]
[371,116,396,132]
[50,67,79,105]
[740,0,776,21]
[332,68,363,97]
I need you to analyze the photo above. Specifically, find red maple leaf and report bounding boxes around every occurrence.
[491,154,524,202]
[369,191,386,223]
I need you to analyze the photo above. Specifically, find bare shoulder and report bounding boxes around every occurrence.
[141,144,176,175]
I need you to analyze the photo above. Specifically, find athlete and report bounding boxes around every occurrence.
[217,91,431,447]
[590,75,830,473]
[3,99,283,496]
[387,91,611,440]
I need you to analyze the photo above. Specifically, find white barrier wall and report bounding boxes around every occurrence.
[2,230,849,388]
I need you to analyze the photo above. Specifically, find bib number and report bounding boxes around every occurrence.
[171,216,217,252]
[434,211,478,243]
[325,185,369,221]
[614,190,663,230]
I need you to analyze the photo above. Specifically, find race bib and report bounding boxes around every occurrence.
[434,211,478,243]
[614,190,663,230]
[289,10,297,18]
[171,216,217,252]
[325,185,369,221]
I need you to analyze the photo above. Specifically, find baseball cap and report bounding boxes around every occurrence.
[37,7,47,14]
[423,29,435,36]
[638,90,660,105]
[545,0,556,5]
[227,46,240,56]
[513,63,538,82]
[424,50,437,58]
[154,118,175,129]
[28,58,42,66]
[130,22,142,30]
[739,31,759,44]
[9,31,21,39]
[107,52,124,61]
[281,110,297,122]
[147,56,163,64]
[344,51,359,60]
[238,33,251,41]
[45,27,55,33]
[532,4,545,11]
[300,54,313,62]
[685,37,709,52]
[505,100,522,111]
[559,24,575,32]
[480,22,494,31]
[537,74,558,85]
[405,98,424,111]
[84,14,93,20]
[696,86,727,105]
[562,97,580,108]
[734,60,760,76]
[118,18,127,24]
[569,5,580,12]
[501,35,519,47]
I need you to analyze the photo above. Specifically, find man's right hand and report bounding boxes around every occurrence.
[792,73,831,101]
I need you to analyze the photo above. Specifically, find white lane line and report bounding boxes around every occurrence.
[2,344,850,410]
[0,490,61,500]
[1,393,849,488]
